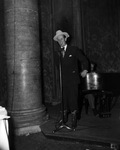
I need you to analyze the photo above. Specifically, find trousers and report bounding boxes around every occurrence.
[62,82,79,112]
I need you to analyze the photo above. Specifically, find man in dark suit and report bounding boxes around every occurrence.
[53,30,89,130]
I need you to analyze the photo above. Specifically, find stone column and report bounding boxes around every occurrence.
[4,0,46,135]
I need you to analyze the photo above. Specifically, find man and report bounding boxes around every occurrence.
[53,30,89,130]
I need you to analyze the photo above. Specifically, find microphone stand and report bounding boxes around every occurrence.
[53,50,72,133]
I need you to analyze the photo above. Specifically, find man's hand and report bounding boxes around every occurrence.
[81,70,88,78]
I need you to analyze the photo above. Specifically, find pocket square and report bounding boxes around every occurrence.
[69,55,72,57]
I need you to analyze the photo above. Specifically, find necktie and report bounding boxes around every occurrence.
[62,47,65,58]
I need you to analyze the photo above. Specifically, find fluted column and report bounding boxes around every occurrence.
[4,0,46,135]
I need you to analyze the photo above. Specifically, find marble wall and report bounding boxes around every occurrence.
[39,0,55,103]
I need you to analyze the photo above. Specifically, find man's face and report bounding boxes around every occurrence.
[57,35,66,47]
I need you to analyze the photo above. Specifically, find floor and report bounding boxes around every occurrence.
[9,96,120,150]
[41,97,120,149]
[11,132,112,150]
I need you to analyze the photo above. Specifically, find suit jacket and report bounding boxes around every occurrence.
[61,45,89,85]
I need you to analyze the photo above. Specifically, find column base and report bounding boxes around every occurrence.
[15,125,41,136]
[8,105,49,135]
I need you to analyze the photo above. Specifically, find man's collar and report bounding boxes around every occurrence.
[64,44,67,51]
[61,44,67,51]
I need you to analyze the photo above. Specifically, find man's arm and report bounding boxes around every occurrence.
[76,48,89,77]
